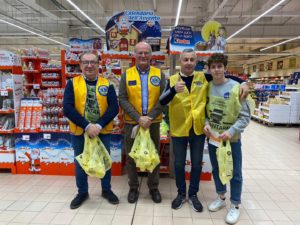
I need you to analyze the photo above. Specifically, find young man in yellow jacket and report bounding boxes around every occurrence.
[63,52,119,209]
[119,42,165,204]
[160,49,248,212]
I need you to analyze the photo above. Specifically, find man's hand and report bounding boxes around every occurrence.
[86,124,101,138]
[219,131,232,141]
[203,124,212,137]
[138,116,152,129]
[240,83,249,100]
[175,81,186,93]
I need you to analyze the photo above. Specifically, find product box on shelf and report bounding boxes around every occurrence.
[15,132,74,175]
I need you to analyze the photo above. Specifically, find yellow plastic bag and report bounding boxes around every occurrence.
[76,133,112,178]
[216,140,233,185]
[129,127,160,173]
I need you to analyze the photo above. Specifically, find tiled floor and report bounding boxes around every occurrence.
[0,121,300,225]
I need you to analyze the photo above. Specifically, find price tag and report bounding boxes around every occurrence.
[33,84,40,89]
[43,133,51,139]
[0,90,8,96]
[22,135,30,141]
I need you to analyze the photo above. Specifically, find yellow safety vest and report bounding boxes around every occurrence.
[169,72,208,137]
[68,75,113,135]
[206,83,241,141]
[124,66,162,124]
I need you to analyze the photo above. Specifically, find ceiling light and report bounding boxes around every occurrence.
[66,0,105,33]
[260,36,300,51]
[226,0,286,41]
[174,0,183,27]
[0,18,70,47]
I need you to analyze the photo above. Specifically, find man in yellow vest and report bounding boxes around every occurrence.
[119,41,165,203]
[159,49,248,212]
[63,52,119,209]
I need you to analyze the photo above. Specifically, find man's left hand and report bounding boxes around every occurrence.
[219,131,232,141]
[239,83,249,100]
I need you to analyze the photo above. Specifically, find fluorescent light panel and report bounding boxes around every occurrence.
[66,0,105,33]
[0,18,70,47]
[260,36,300,51]
[175,0,183,27]
[226,0,286,41]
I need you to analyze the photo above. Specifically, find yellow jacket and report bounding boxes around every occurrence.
[124,66,162,124]
[68,75,113,135]
[169,72,208,137]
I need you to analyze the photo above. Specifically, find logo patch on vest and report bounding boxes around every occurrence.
[98,86,108,96]
[224,92,230,99]
[150,76,160,86]
[194,81,202,87]
[128,80,137,86]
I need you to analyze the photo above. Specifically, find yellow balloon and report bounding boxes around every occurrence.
[201,21,222,42]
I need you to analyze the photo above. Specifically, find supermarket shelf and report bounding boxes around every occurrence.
[41,85,61,88]
[41,68,61,72]
[0,129,14,134]
[23,70,39,74]
[65,60,80,65]
[251,115,270,123]
[22,56,49,62]
[0,109,14,114]
[0,149,15,154]
[65,73,81,78]
[41,77,61,81]
[279,95,291,99]
[286,86,300,90]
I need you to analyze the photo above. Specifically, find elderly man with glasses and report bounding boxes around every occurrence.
[63,52,119,209]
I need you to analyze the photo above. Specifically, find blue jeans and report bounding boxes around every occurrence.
[208,140,243,205]
[71,134,112,194]
[172,131,205,196]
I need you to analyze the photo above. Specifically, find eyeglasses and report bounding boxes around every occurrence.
[81,60,98,65]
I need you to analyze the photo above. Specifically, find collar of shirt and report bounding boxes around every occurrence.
[136,65,150,75]
[83,74,98,82]
[180,71,194,77]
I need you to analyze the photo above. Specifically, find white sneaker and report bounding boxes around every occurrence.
[225,205,240,224]
[208,196,226,212]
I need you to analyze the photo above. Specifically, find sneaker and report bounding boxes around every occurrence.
[208,196,226,212]
[102,190,119,205]
[188,195,203,212]
[225,205,240,224]
[70,193,89,209]
[149,189,162,203]
[171,193,186,209]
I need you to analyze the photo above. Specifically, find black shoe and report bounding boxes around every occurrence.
[188,195,203,212]
[149,189,162,203]
[171,193,186,209]
[102,190,119,205]
[127,189,138,203]
[70,193,89,209]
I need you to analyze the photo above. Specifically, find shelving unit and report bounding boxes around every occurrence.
[0,50,23,173]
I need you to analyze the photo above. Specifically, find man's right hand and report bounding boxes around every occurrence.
[86,124,101,138]
[138,116,152,129]
[175,81,186,93]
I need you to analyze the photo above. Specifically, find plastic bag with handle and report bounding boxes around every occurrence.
[216,140,233,185]
[129,127,160,173]
[76,133,112,178]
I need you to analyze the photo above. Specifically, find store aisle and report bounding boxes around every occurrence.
[0,121,300,225]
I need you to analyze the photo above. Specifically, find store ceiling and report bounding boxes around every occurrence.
[0,0,299,67]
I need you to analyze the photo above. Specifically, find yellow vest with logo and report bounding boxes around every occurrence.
[169,72,208,137]
[124,66,162,124]
[68,75,113,135]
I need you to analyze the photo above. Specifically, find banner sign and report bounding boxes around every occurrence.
[170,21,226,54]
[105,11,161,52]
[68,38,102,53]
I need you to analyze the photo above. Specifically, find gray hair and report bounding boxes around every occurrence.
[134,41,152,54]
[79,51,99,62]
[180,48,196,60]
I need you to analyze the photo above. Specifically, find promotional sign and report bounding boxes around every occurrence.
[68,38,102,53]
[105,11,161,52]
[170,21,226,54]
[0,50,22,66]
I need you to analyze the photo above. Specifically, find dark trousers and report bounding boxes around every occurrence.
[124,123,160,190]
[71,134,112,194]
[171,130,205,196]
